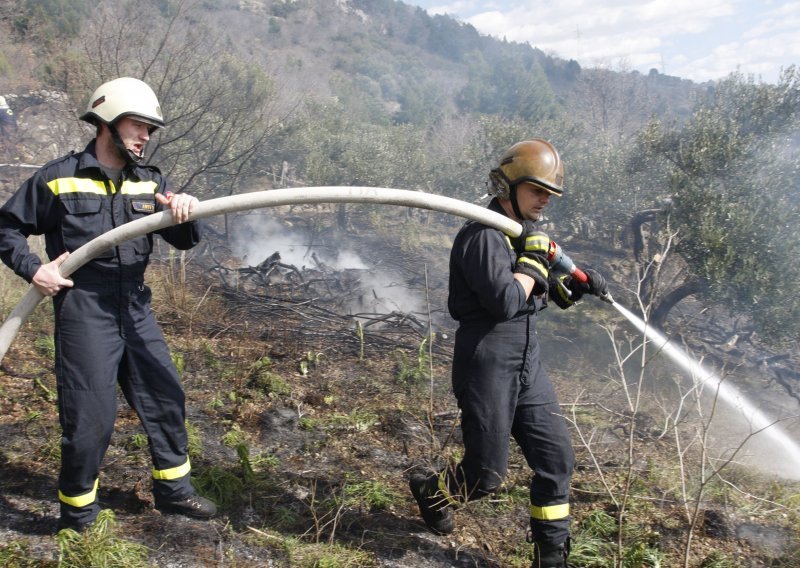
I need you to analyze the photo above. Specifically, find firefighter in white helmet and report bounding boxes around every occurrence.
[0,95,17,138]
[0,77,216,532]
[409,139,608,568]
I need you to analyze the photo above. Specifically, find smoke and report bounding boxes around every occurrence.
[229,213,426,316]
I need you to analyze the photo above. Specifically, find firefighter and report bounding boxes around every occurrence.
[0,77,217,532]
[0,95,16,138]
[409,139,608,568]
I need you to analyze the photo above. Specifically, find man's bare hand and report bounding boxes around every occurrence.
[32,252,73,296]
[155,191,198,224]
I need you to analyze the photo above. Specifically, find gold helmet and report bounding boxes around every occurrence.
[488,139,564,198]
[80,77,164,130]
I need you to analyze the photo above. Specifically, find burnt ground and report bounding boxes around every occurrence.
[1,209,799,567]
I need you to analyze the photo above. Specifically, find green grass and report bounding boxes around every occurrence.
[344,479,399,511]
[57,509,150,567]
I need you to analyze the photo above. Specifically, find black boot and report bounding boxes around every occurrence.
[531,540,569,568]
[409,472,455,535]
[154,493,217,519]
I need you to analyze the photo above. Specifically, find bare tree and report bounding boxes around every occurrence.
[53,0,298,203]
[567,231,798,566]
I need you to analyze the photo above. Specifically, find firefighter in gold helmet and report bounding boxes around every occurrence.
[409,139,608,568]
[0,77,216,532]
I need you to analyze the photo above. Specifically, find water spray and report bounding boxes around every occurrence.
[546,239,800,475]
[611,299,800,477]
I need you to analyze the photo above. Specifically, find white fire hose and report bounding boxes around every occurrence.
[0,186,522,363]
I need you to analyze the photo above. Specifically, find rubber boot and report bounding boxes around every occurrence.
[409,472,455,535]
[531,538,569,568]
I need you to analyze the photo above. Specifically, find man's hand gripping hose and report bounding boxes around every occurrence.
[546,240,614,304]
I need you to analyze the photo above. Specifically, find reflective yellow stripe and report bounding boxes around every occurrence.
[524,234,549,254]
[46,177,157,196]
[530,503,570,521]
[59,478,99,508]
[121,180,158,195]
[518,256,549,278]
[153,458,191,480]
[47,178,107,196]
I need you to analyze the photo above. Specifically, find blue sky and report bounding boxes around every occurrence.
[409,0,799,84]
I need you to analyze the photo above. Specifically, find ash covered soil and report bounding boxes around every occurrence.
[0,213,798,567]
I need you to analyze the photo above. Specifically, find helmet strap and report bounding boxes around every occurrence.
[509,183,524,220]
[108,122,145,166]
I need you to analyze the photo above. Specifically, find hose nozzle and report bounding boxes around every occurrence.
[547,240,613,304]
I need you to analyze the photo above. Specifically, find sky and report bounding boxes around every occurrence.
[409,0,800,84]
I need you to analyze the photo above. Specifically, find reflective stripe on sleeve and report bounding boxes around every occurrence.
[523,233,549,254]
[517,255,549,278]
[153,458,191,481]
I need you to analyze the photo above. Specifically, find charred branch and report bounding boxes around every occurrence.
[204,250,452,360]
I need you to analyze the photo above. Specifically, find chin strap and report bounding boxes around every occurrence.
[509,183,524,220]
[109,122,145,166]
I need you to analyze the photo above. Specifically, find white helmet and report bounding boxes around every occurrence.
[80,77,164,130]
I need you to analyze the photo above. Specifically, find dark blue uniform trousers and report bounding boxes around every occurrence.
[53,278,193,525]
[442,318,575,546]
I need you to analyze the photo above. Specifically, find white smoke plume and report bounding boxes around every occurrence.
[228,213,425,316]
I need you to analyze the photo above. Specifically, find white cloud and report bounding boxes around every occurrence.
[411,0,799,83]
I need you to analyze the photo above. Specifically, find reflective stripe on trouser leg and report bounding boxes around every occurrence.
[58,478,102,527]
[59,478,99,508]
[54,285,127,527]
[116,283,194,500]
[512,360,575,546]
[531,503,570,521]
[153,458,191,481]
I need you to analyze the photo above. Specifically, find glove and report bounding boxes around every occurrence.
[511,222,551,296]
[515,253,549,295]
[567,269,607,302]
[511,221,550,255]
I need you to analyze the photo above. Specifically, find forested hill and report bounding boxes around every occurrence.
[2,0,700,130]
[217,0,701,125]
[236,0,699,124]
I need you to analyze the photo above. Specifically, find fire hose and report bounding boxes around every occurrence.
[0,186,606,364]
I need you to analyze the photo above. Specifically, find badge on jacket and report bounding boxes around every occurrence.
[131,200,155,213]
